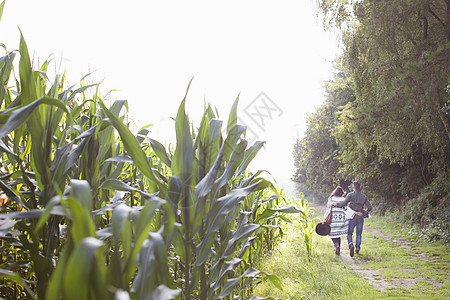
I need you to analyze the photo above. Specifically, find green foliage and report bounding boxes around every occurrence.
[294,0,449,241]
[320,0,450,176]
[292,193,317,261]
[257,209,450,299]
[292,61,354,199]
[254,221,379,299]
[0,25,301,299]
[399,172,450,243]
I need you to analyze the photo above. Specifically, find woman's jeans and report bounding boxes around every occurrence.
[348,218,364,251]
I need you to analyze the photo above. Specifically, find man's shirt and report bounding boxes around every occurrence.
[337,190,372,219]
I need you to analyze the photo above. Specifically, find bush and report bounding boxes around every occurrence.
[400,172,450,243]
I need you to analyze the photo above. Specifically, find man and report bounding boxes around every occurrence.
[333,181,372,257]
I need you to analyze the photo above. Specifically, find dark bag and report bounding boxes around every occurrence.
[316,204,333,236]
[315,222,330,236]
[323,207,333,225]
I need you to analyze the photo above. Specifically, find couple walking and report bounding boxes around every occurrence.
[326,181,372,257]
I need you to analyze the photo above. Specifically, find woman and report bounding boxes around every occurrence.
[325,186,348,255]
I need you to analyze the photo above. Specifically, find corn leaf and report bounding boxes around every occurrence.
[172,98,193,182]
[35,196,61,232]
[223,223,260,257]
[114,290,131,300]
[215,138,247,191]
[236,140,265,177]
[0,218,17,235]
[71,179,93,211]
[0,96,69,139]
[217,268,260,298]
[132,229,173,297]
[100,179,154,200]
[0,1,4,23]
[98,100,164,193]
[62,237,104,300]
[111,203,131,242]
[0,268,36,299]
[222,124,246,163]
[194,145,223,203]
[139,135,172,167]
[197,181,260,265]
[0,178,28,209]
[0,138,15,156]
[124,196,165,282]
[259,270,283,290]
[226,95,239,133]
[210,257,242,290]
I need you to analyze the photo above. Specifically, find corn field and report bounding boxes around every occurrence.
[0,4,305,299]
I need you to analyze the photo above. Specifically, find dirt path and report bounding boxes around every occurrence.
[313,203,448,292]
[337,226,445,292]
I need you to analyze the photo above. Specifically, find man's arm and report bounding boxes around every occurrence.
[335,194,350,208]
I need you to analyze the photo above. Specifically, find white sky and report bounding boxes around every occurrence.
[1,0,340,194]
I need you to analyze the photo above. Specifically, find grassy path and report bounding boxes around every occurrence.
[253,204,450,299]
[338,225,447,293]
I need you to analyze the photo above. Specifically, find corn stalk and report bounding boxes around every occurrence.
[0,22,307,299]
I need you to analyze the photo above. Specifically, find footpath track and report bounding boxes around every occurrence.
[337,226,447,292]
[313,204,449,294]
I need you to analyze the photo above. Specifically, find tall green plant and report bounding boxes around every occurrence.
[0,20,300,300]
[293,193,317,261]
[0,32,96,298]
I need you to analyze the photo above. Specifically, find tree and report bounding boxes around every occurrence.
[315,0,450,195]
[292,62,354,200]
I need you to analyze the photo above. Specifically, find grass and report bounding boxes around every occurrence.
[252,224,379,299]
[252,211,450,299]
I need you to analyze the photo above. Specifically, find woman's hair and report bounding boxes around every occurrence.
[331,186,345,197]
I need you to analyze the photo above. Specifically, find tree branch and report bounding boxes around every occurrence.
[422,15,428,40]
[428,6,446,27]
[428,4,450,41]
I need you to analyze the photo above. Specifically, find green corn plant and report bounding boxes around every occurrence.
[0,39,173,297]
[43,179,176,300]
[0,21,304,299]
[293,193,317,261]
[0,31,134,297]
[0,34,80,298]
[98,86,291,298]
[157,90,296,299]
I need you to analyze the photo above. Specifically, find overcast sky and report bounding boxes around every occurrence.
[1,0,340,194]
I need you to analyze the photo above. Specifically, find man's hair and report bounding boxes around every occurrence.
[353,181,361,190]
